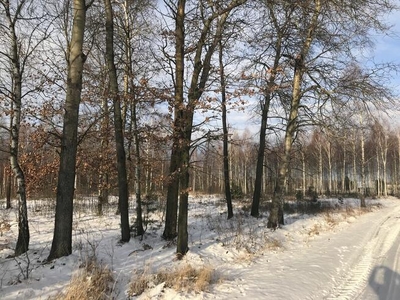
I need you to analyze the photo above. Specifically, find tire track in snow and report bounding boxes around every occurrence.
[325,205,400,300]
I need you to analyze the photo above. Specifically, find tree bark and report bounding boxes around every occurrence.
[163,0,186,240]
[219,40,233,219]
[98,95,109,216]
[104,0,130,242]
[48,0,87,260]
[5,167,12,209]
[9,40,29,256]
[2,0,31,256]
[360,125,366,207]
[121,0,144,236]
[132,96,144,236]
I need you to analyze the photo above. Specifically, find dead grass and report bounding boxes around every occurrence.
[0,219,11,237]
[264,236,283,250]
[308,223,321,236]
[324,211,338,227]
[53,258,114,300]
[128,263,214,297]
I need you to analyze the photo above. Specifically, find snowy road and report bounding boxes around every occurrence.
[214,199,400,300]
[357,212,400,300]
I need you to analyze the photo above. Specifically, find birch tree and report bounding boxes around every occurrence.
[268,0,395,228]
[0,0,50,256]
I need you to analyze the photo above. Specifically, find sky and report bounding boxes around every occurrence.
[371,4,400,89]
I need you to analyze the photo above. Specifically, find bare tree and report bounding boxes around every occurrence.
[104,0,130,242]
[250,0,293,217]
[48,0,92,260]
[219,39,233,219]
[162,0,247,257]
[267,0,396,228]
[0,0,50,256]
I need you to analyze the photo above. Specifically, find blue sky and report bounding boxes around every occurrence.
[372,6,400,89]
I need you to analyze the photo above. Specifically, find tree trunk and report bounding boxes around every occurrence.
[163,144,179,239]
[6,165,12,209]
[10,95,29,256]
[318,143,323,194]
[104,0,130,242]
[48,0,87,260]
[98,96,109,216]
[376,151,380,197]
[251,95,270,217]
[9,53,29,257]
[381,133,388,197]
[342,139,346,193]
[2,0,31,257]
[252,1,283,215]
[175,101,195,256]
[302,151,306,198]
[132,97,144,236]
[352,130,357,193]
[177,126,191,257]
[360,125,366,207]
[163,0,186,241]
[219,40,233,219]
[121,0,144,236]
[327,141,332,194]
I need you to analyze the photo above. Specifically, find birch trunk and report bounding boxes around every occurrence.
[318,143,323,194]
[302,151,306,198]
[360,127,366,207]
[327,141,332,194]
[342,139,346,193]
[381,133,388,197]
[352,130,357,193]
[8,24,29,255]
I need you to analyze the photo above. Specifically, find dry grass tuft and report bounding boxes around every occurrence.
[345,205,358,217]
[265,237,283,250]
[129,268,152,296]
[159,264,213,292]
[53,258,114,300]
[324,212,338,227]
[0,219,11,237]
[308,223,321,236]
[128,264,214,297]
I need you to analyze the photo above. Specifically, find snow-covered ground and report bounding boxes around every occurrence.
[0,195,399,299]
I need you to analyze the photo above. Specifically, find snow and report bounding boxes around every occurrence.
[0,195,399,299]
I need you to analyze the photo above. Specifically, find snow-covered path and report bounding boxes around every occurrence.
[212,199,400,300]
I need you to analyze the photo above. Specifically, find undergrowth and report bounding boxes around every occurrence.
[52,257,114,300]
[128,263,214,297]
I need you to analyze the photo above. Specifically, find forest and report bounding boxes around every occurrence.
[0,0,399,261]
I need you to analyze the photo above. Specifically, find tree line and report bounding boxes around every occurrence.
[0,0,398,258]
